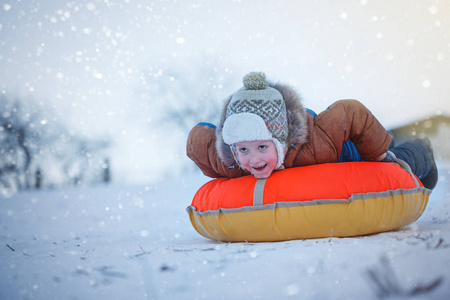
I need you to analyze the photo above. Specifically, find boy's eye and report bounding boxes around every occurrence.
[258,145,267,150]
[239,147,248,153]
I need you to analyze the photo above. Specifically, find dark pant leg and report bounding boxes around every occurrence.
[390,139,431,179]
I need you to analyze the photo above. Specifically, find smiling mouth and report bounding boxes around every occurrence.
[252,164,267,171]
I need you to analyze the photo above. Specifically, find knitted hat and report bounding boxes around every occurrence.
[222,72,288,170]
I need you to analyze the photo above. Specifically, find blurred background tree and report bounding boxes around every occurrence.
[0,95,111,194]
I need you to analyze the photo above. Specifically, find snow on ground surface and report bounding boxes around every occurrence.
[1,165,449,300]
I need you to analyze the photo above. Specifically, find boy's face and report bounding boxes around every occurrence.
[235,140,278,179]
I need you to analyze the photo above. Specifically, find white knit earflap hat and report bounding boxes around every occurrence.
[222,72,288,170]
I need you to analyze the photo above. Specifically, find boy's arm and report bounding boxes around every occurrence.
[314,99,392,162]
[186,123,249,178]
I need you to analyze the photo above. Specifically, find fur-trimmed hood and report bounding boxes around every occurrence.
[215,80,308,166]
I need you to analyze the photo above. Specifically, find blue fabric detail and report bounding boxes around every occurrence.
[306,108,362,162]
[339,141,363,162]
[306,108,317,117]
[198,122,216,129]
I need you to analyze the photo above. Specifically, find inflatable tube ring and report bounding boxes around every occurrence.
[187,160,431,242]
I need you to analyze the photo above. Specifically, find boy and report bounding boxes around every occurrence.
[187,72,438,189]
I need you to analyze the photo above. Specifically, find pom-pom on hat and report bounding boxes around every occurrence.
[222,72,288,170]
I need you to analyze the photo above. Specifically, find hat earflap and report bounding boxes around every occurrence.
[272,138,287,170]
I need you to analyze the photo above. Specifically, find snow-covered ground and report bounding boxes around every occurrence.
[1,165,449,300]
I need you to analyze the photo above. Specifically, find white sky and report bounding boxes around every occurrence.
[1,0,449,183]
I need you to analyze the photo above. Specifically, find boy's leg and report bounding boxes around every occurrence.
[390,138,438,189]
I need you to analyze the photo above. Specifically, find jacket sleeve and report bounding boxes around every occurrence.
[312,99,392,162]
[186,124,249,178]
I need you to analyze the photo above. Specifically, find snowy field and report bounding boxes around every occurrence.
[1,165,449,300]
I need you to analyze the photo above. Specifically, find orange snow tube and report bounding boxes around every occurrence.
[187,160,431,242]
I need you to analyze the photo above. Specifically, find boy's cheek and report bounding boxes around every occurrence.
[237,153,248,161]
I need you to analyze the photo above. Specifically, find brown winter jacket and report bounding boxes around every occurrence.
[187,97,392,178]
